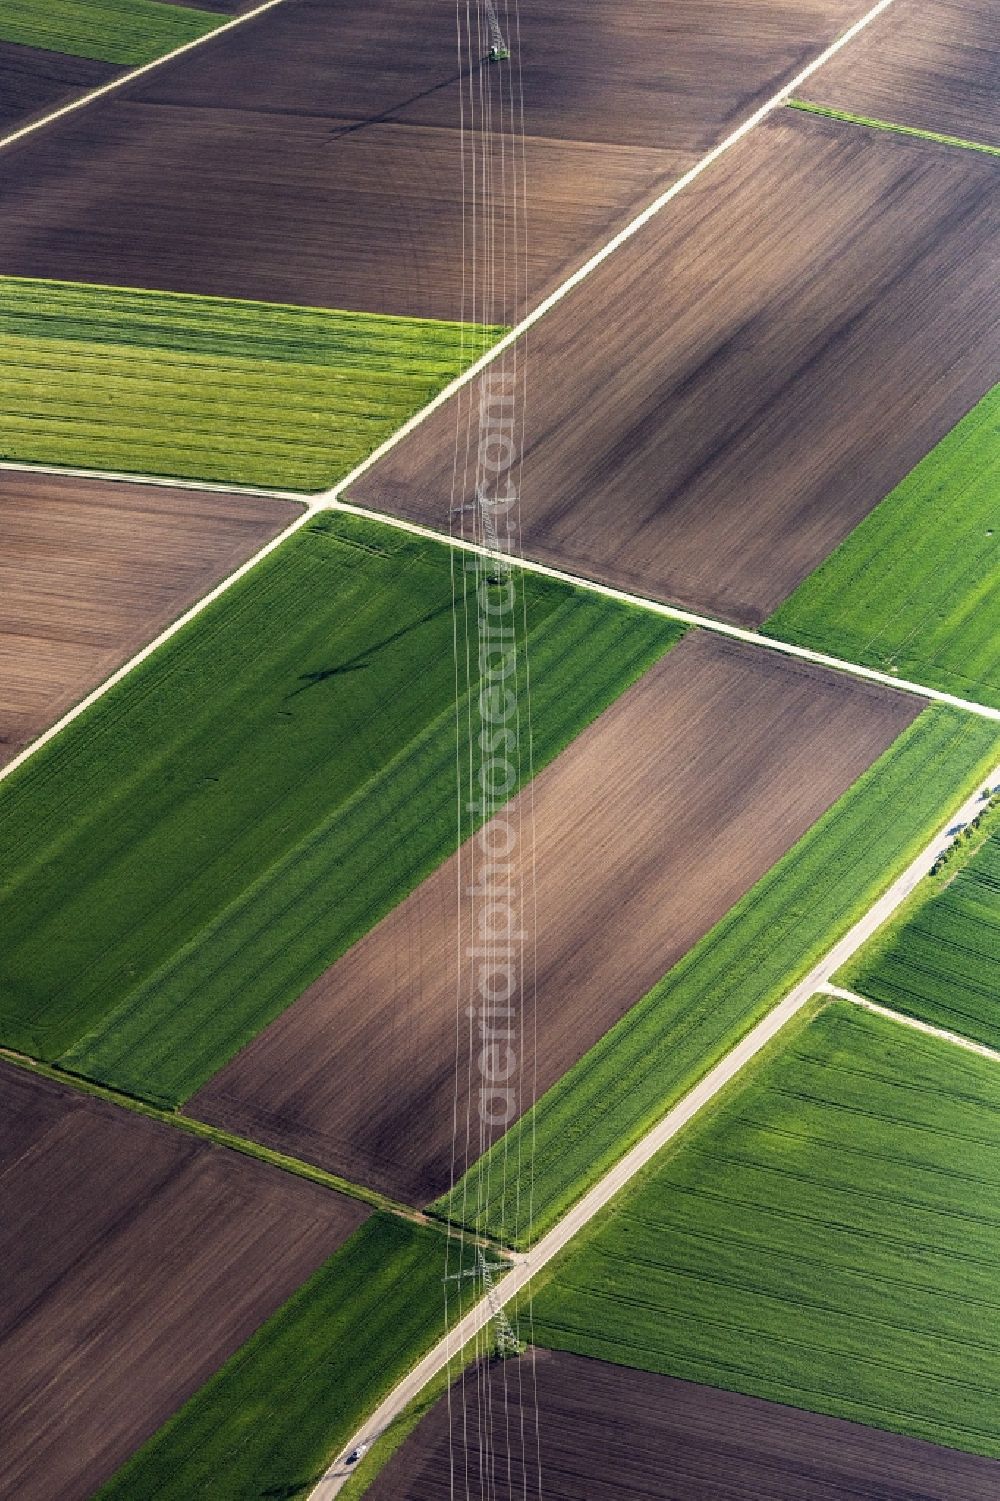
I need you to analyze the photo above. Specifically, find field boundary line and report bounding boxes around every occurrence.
[0,1044,516,1247]
[324,494,1000,721]
[0,457,307,502]
[820,984,1000,1062]
[2,456,996,798]
[0,0,295,157]
[309,756,1000,1498]
[787,99,1000,159]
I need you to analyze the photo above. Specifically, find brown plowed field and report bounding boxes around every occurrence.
[0,1061,368,1501]
[190,632,917,1203]
[134,0,860,151]
[0,0,863,319]
[0,43,119,132]
[0,470,295,766]
[0,106,683,321]
[365,1349,1000,1500]
[355,109,1000,625]
[801,0,1000,147]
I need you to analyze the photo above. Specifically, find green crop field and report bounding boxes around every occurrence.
[0,512,682,1103]
[437,707,1000,1246]
[765,382,1000,708]
[840,792,1000,1049]
[0,0,222,67]
[98,1214,479,1500]
[0,278,502,488]
[533,1000,1000,1459]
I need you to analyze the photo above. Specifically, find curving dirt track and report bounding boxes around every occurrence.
[364,1348,1000,1500]
[800,0,1000,146]
[355,108,1000,624]
[0,0,865,320]
[190,631,919,1203]
[0,1061,368,1501]
[0,469,296,766]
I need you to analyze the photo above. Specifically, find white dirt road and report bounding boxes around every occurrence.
[309,763,1000,1498]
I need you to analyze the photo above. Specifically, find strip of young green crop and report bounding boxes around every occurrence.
[0,277,502,488]
[0,0,222,67]
[840,791,1000,1049]
[532,1001,1000,1460]
[0,511,682,1103]
[764,381,1000,709]
[97,1214,480,1500]
[786,100,1000,159]
[436,706,1000,1246]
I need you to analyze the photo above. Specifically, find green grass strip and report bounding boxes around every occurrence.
[436,706,1000,1247]
[0,277,503,489]
[97,1214,484,1500]
[0,0,222,67]
[839,789,1000,1048]
[532,1000,1000,1460]
[0,511,683,1103]
[0,1045,410,1218]
[764,381,1000,709]
[787,99,1000,158]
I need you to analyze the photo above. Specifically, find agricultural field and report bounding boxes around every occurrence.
[0,1059,368,1501]
[0,276,501,488]
[532,1001,1000,1461]
[0,0,869,322]
[191,634,917,1204]
[798,0,1000,148]
[765,380,1000,707]
[442,705,1000,1243]
[362,1348,1000,1501]
[356,108,1000,624]
[0,44,120,132]
[0,511,681,1102]
[98,1215,477,1501]
[0,0,224,67]
[840,795,1000,1049]
[0,467,295,764]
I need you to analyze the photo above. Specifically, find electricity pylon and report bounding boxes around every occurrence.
[444,1248,524,1358]
[485,0,509,59]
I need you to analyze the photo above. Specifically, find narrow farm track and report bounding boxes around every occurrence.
[0,0,295,156]
[821,984,1000,1063]
[308,762,1000,1497]
[3,467,997,799]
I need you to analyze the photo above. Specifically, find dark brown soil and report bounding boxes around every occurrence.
[190,631,918,1203]
[801,0,1000,148]
[355,109,1000,624]
[0,0,867,320]
[365,1348,1000,1499]
[0,1061,368,1501]
[0,469,296,765]
[0,42,119,131]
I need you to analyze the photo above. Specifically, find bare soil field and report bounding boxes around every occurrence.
[0,106,684,321]
[0,0,863,320]
[800,0,1000,147]
[0,1061,367,1501]
[0,469,295,765]
[190,631,917,1203]
[0,42,119,132]
[356,109,1000,624]
[366,1348,1000,1500]
[135,0,860,152]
